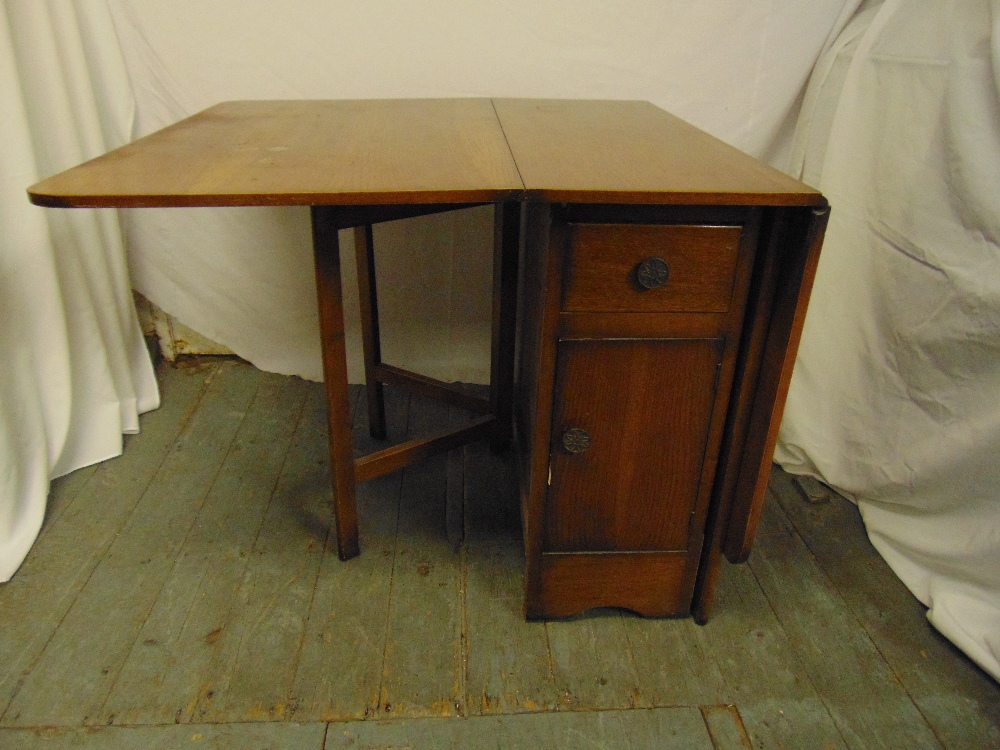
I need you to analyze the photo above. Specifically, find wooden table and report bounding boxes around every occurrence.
[29,99,827,621]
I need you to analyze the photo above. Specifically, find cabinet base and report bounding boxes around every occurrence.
[527,551,691,619]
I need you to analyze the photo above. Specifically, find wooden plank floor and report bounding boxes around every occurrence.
[1,358,997,749]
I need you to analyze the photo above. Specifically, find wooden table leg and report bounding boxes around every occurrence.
[311,206,360,560]
[489,200,521,453]
[354,224,387,440]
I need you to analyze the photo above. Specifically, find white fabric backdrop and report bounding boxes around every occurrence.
[0,0,159,582]
[777,0,1000,680]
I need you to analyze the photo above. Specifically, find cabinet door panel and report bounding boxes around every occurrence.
[545,338,723,552]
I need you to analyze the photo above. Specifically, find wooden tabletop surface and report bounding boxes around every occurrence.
[492,98,824,206]
[27,99,523,208]
[28,98,823,209]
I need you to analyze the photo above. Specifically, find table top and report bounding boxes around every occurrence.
[28,98,824,209]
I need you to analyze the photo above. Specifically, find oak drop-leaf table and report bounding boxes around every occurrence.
[29,98,828,621]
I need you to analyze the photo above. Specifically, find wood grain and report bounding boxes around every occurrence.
[354,223,387,439]
[492,98,825,206]
[376,397,464,719]
[563,223,743,313]
[534,552,689,619]
[462,438,561,716]
[701,705,754,750]
[312,206,359,560]
[698,561,849,750]
[515,202,567,613]
[489,200,522,452]
[464,540,560,715]
[722,206,829,563]
[0,722,326,750]
[374,364,490,415]
[557,310,727,340]
[545,339,722,553]
[29,99,825,210]
[354,415,495,483]
[325,708,715,749]
[188,384,351,724]
[544,612,648,710]
[29,99,523,208]
[518,202,762,620]
[622,616,729,707]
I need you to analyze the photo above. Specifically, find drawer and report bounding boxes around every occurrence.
[563,223,743,313]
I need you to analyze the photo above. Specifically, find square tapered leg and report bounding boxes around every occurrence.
[311,206,360,560]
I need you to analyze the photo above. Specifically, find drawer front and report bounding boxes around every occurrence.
[563,223,742,313]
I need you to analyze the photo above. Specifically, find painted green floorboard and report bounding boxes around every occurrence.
[1,361,258,728]
[290,387,407,722]
[326,707,714,749]
[0,722,325,749]
[377,396,465,719]
[2,361,996,750]
[701,705,753,750]
[622,613,729,708]
[545,612,649,711]
[463,439,562,716]
[617,707,716,749]
[98,372,311,725]
[749,494,944,750]
[189,383,355,724]
[0,361,217,716]
[464,539,562,715]
[39,462,100,538]
[698,560,849,750]
[769,468,1000,750]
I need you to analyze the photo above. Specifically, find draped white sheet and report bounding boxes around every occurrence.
[777,0,1000,680]
[0,0,159,582]
[1,2,861,580]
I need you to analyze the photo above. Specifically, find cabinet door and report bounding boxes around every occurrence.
[545,338,724,553]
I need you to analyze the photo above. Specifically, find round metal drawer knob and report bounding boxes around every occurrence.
[562,428,592,454]
[635,257,670,290]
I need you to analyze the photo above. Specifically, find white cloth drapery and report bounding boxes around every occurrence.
[777,0,1000,680]
[0,0,158,582]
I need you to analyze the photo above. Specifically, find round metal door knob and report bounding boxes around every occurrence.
[635,257,670,290]
[562,428,592,454]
